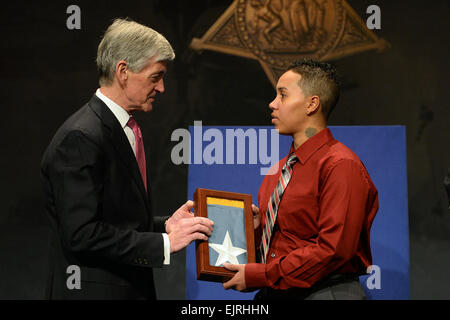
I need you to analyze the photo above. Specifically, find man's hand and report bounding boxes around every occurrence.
[252,204,261,230]
[222,263,247,291]
[166,200,214,253]
[165,200,195,234]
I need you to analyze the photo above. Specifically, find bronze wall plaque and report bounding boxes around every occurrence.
[190,0,389,86]
[193,188,256,282]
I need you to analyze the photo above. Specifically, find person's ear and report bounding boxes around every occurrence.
[306,95,320,115]
[115,60,128,85]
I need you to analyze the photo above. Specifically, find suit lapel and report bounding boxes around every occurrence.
[88,95,150,208]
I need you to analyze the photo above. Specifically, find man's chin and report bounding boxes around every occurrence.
[142,103,153,112]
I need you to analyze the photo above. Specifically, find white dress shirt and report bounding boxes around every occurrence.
[95,89,170,265]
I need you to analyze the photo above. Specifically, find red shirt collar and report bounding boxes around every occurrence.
[289,128,334,164]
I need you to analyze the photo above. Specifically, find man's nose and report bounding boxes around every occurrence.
[155,78,165,93]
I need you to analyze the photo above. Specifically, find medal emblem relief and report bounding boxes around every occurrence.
[190,0,388,86]
[238,0,343,64]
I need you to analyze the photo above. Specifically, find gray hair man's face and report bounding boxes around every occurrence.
[121,58,168,113]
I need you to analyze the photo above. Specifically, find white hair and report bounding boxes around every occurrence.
[96,18,175,86]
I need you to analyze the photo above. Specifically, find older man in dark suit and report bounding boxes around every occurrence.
[40,18,213,299]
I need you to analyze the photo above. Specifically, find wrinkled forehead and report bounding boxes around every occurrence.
[141,58,168,74]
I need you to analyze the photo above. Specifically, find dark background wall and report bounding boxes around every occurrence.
[0,0,448,299]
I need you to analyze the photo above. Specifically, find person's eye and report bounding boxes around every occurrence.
[150,73,163,82]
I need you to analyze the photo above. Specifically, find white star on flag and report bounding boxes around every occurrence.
[209,230,247,266]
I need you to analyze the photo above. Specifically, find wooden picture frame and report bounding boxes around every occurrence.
[193,188,255,282]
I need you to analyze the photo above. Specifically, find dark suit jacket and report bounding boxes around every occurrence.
[41,95,168,299]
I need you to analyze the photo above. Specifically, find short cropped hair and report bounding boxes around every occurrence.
[286,59,340,119]
[96,18,175,86]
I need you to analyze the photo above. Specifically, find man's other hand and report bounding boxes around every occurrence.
[166,201,214,253]
[165,200,195,234]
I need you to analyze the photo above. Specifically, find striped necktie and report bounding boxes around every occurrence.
[260,153,298,263]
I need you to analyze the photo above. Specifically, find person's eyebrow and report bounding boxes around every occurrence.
[151,70,165,76]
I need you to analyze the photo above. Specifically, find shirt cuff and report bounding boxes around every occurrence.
[162,233,170,265]
[245,263,267,289]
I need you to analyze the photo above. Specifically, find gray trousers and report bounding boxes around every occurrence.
[254,275,366,300]
[305,279,366,300]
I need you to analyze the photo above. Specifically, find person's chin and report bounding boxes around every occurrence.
[274,127,290,136]
[142,102,153,112]
[273,123,282,133]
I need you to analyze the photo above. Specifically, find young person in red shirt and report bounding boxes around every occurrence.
[223,59,379,300]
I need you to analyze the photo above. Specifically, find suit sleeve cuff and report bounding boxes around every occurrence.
[162,233,170,265]
[245,263,267,289]
[154,216,170,233]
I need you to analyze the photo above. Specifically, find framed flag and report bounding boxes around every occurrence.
[193,188,256,282]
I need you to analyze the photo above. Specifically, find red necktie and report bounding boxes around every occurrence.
[127,117,147,192]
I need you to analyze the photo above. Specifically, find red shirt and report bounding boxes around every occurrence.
[245,128,379,290]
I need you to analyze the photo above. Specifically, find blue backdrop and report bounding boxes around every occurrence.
[185,126,409,300]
